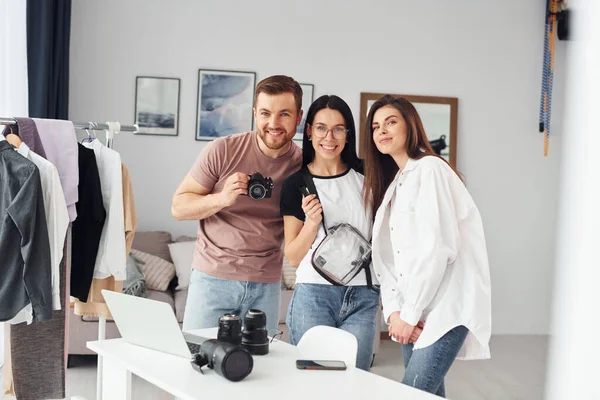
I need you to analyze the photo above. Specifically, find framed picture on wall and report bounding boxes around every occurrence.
[134,76,180,136]
[196,69,256,141]
[295,83,314,141]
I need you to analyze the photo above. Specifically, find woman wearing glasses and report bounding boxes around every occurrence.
[363,95,491,396]
[279,95,379,371]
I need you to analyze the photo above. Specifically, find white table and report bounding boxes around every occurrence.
[87,328,438,400]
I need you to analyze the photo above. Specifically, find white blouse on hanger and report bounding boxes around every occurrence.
[83,139,126,281]
[17,142,69,311]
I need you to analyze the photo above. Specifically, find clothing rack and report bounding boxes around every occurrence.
[1,116,134,400]
[0,117,139,132]
[0,117,138,149]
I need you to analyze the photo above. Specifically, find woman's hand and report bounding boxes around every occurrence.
[302,194,322,226]
[409,321,425,343]
[387,312,416,344]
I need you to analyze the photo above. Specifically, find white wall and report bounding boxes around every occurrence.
[69,0,565,335]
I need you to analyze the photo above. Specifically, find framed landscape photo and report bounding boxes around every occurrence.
[196,69,256,141]
[296,83,314,141]
[134,76,180,136]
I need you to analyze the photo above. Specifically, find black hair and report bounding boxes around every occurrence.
[301,95,362,170]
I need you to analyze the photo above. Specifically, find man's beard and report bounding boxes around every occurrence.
[257,127,292,150]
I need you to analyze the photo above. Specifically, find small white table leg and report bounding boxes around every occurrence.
[101,357,131,400]
[97,317,106,400]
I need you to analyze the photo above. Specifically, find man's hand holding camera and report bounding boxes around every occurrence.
[219,173,249,208]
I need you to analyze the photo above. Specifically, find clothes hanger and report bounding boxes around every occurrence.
[81,122,96,143]
[5,124,22,148]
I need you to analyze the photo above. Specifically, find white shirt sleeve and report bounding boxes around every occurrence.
[400,164,460,326]
[373,193,405,323]
[379,263,404,324]
[22,145,69,311]
[45,163,69,310]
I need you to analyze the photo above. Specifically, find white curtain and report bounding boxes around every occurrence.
[0,0,29,370]
[0,0,29,117]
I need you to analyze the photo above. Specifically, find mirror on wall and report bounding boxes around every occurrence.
[358,93,459,167]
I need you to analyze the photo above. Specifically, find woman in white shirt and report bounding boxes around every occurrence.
[362,95,492,396]
[280,95,379,371]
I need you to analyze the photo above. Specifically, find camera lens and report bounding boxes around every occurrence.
[198,339,253,382]
[244,309,266,330]
[241,309,269,355]
[217,314,242,345]
[248,183,266,200]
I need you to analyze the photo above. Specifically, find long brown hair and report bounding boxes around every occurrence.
[362,95,460,215]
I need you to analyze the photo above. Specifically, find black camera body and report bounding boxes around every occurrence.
[429,135,447,156]
[247,172,274,200]
[189,310,271,381]
[216,309,270,356]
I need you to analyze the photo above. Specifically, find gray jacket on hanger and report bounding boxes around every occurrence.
[0,140,53,322]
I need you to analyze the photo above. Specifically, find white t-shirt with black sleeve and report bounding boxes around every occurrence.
[280,167,378,286]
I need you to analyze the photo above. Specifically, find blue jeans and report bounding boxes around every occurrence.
[401,325,469,398]
[286,283,380,371]
[182,270,281,333]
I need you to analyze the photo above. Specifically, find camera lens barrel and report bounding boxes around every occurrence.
[248,183,267,200]
[241,309,270,355]
[200,339,253,382]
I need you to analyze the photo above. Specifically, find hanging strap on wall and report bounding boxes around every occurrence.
[539,0,560,156]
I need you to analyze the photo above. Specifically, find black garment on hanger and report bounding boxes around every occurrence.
[0,140,52,322]
[70,143,106,301]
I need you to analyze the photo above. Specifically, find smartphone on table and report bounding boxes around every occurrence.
[296,360,347,371]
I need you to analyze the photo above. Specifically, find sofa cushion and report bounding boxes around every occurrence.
[132,231,173,262]
[131,249,176,292]
[168,241,195,291]
[280,289,293,323]
[176,235,196,243]
[147,289,175,312]
[174,289,188,323]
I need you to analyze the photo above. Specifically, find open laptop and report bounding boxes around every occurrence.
[101,290,205,358]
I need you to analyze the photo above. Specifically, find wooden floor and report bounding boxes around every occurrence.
[1,335,548,400]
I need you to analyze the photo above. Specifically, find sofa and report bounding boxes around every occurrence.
[68,231,380,356]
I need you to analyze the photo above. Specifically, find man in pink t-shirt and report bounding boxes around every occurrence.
[172,75,303,332]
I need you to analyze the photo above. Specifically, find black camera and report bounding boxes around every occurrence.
[217,314,242,345]
[241,309,270,355]
[429,135,447,156]
[247,172,274,200]
[190,338,253,382]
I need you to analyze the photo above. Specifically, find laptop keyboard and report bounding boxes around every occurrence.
[183,332,203,355]
[186,341,200,355]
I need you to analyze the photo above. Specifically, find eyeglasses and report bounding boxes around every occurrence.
[268,328,284,343]
[309,124,349,139]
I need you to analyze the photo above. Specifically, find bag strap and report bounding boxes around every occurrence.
[302,168,373,288]
[363,256,373,289]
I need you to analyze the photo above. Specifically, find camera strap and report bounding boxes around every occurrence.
[301,169,373,289]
